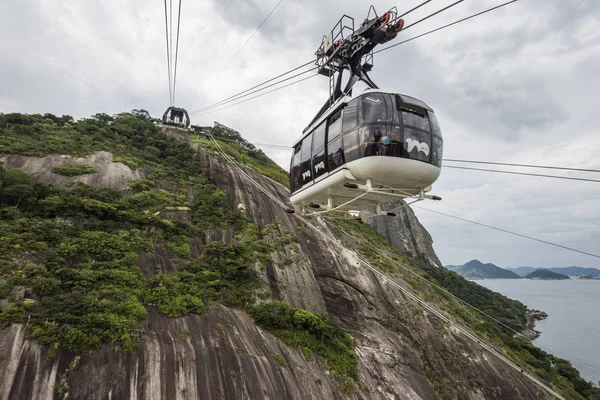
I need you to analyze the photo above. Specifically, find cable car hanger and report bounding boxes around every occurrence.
[307,6,405,131]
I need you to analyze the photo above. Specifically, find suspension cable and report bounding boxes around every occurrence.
[169,0,174,105]
[193,1,520,115]
[401,0,464,31]
[192,68,317,116]
[213,0,287,84]
[444,165,600,183]
[414,206,600,259]
[398,0,432,19]
[375,0,519,55]
[164,0,173,106]
[319,216,533,341]
[190,60,315,115]
[172,0,183,106]
[195,73,319,117]
[444,159,600,173]
[193,0,442,115]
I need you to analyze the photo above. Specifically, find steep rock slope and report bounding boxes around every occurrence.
[0,125,557,399]
[0,151,141,189]
[362,201,442,267]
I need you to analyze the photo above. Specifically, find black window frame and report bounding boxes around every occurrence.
[300,132,313,187]
[290,144,302,193]
[311,122,327,180]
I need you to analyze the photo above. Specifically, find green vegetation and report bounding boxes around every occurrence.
[190,124,289,187]
[250,301,358,390]
[330,217,600,399]
[0,111,359,391]
[144,223,273,317]
[51,164,96,177]
[0,111,268,352]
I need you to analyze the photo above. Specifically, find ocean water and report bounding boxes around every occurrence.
[476,279,600,384]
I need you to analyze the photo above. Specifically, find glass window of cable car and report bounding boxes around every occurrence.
[402,108,430,132]
[342,98,359,133]
[343,130,360,163]
[356,93,398,157]
[397,98,432,163]
[431,136,443,167]
[429,110,442,138]
[300,132,313,186]
[290,144,302,192]
[312,122,327,180]
[327,109,342,141]
[429,111,443,167]
[359,93,388,124]
[327,135,344,171]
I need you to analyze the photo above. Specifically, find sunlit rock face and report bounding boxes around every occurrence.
[0,145,542,400]
[0,151,141,189]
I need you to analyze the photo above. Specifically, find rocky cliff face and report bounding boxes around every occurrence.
[0,142,544,399]
[362,201,442,267]
[0,151,141,189]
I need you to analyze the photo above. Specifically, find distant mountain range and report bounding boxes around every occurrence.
[509,266,600,277]
[445,260,600,280]
[445,260,521,279]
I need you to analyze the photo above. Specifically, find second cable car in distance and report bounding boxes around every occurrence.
[289,6,443,216]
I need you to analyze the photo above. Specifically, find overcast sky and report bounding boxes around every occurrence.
[1,0,599,269]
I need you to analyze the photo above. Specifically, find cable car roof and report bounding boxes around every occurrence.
[294,88,434,148]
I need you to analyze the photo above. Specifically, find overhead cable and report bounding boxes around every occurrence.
[170,0,174,104]
[320,217,533,341]
[374,0,519,55]
[214,0,287,83]
[401,0,464,31]
[194,0,520,114]
[444,159,600,173]
[193,0,441,114]
[172,0,183,105]
[164,0,173,106]
[398,0,433,19]
[195,73,319,116]
[191,68,317,115]
[414,206,600,260]
[444,165,600,183]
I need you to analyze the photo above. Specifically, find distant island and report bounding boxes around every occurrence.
[524,269,570,280]
[445,260,522,279]
[445,260,600,280]
[578,275,600,280]
[510,266,600,277]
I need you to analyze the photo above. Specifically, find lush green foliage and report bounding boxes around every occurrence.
[0,111,269,352]
[0,111,362,393]
[250,301,358,390]
[191,133,289,187]
[145,223,273,317]
[51,164,96,177]
[331,217,600,399]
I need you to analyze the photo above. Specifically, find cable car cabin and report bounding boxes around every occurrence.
[289,89,443,213]
[162,106,191,128]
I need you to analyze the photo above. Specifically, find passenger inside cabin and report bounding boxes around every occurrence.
[364,129,388,157]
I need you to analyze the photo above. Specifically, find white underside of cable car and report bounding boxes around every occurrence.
[290,157,441,214]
